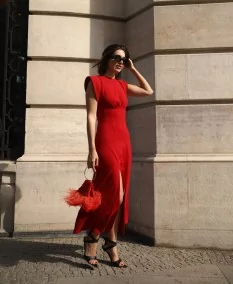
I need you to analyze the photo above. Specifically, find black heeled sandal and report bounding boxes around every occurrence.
[102,237,127,268]
[83,232,99,267]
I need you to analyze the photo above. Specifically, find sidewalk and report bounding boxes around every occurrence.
[0,234,233,284]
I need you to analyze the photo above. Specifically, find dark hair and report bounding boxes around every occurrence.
[93,44,130,79]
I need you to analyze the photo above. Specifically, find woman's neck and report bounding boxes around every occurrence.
[104,71,116,79]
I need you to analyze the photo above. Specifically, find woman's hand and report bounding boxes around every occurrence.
[126,58,135,71]
[126,59,154,97]
[87,149,99,171]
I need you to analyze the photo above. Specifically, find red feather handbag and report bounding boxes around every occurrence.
[64,168,101,212]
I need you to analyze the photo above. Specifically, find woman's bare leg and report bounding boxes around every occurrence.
[105,172,126,266]
[108,207,122,241]
[84,232,100,265]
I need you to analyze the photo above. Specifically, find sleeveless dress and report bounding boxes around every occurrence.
[73,75,132,235]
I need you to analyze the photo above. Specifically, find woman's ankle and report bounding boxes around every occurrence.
[105,233,117,242]
[87,231,100,240]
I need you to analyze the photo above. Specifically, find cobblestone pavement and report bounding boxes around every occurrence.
[0,234,233,284]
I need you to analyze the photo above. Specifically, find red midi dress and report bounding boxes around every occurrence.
[73,75,132,235]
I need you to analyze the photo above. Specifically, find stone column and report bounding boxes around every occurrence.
[126,0,233,248]
[126,0,157,243]
[0,162,16,236]
[14,0,125,233]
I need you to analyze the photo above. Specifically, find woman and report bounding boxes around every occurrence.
[73,44,153,267]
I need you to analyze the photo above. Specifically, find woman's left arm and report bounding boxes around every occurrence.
[126,59,154,97]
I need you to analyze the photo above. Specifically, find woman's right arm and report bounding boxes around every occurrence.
[86,81,99,171]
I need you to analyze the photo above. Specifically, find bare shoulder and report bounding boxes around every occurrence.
[86,81,95,96]
[85,75,102,101]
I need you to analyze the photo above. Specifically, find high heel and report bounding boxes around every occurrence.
[102,237,127,268]
[83,232,99,267]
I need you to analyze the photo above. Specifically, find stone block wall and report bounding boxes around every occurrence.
[15,0,125,233]
[126,1,233,248]
[14,0,233,248]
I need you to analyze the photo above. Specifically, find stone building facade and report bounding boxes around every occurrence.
[1,0,233,249]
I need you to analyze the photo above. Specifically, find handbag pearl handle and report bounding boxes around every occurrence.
[84,167,96,181]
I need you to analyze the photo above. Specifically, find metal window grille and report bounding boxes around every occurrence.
[0,0,28,160]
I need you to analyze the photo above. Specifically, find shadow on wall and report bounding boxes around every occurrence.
[0,163,22,237]
[88,0,125,77]
[86,1,156,243]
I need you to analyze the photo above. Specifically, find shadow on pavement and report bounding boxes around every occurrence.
[0,237,95,270]
[122,232,154,247]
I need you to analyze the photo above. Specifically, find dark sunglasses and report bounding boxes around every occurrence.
[110,55,128,65]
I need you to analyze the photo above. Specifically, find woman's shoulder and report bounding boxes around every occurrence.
[84,75,102,90]
[85,75,102,81]
[118,78,127,84]
[117,78,128,92]
[86,75,101,79]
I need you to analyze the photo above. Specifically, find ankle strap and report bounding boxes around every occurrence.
[103,237,117,245]
[84,231,99,243]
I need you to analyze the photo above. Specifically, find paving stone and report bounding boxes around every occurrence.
[218,265,233,284]
[56,274,229,284]
[0,236,233,284]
